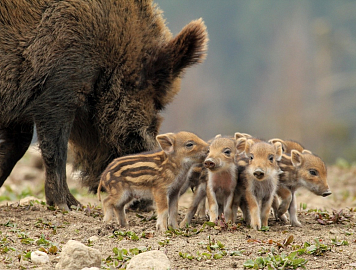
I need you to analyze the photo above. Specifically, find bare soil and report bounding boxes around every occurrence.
[1,148,356,269]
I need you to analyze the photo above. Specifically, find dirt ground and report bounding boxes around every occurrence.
[1,147,356,269]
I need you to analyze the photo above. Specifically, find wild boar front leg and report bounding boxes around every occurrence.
[276,187,292,222]
[289,191,302,227]
[153,188,169,232]
[206,187,219,223]
[35,110,79,210]
[223,192,235,223]
[168,189,180,229]
[261,195,274,227]
[180,182,207,227]
[245,191,261,230]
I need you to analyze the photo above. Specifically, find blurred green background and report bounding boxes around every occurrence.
[156,1,356,164]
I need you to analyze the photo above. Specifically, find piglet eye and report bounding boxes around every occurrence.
[309,169,318,176]
[249,155,254,160]
[269,155,274,162]
[223,148,231,156]
[185,142,194,148]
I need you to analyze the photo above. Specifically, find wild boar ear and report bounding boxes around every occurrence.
[274,142,283,161]
[156,133,175,154]
[214,134,222,139]
[302,149,312,154]
[169,18,208,77]
[244,139,255,157]
[235,137,247,154]
[269,138,286,153]
[291,150,303,167]
[234,132,245,140]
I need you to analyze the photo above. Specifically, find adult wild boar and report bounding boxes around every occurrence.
[0,0,208,210]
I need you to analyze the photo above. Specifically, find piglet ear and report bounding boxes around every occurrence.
[269,138,286,153]
[244,139,255,157]
[156,133,175,154]
[274,142,283,161]
[235,137,247,154]
[291,150,303,167]
[169,18,208,77]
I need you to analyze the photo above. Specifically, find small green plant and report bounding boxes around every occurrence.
[104,246,151,268]
[2,220,16,228]
[179,236,243,261]
[243,251,307,269]
[158,238,170,247]
[300,202,307,210]
[17,232,34,245]
[296,239,330,256]
[259,226,269,232]
[111,230,140,241]
[331,237,349,246]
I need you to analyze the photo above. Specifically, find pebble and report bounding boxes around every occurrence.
[31,251,50,264]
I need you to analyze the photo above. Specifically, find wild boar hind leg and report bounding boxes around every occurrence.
[0,123,33,187]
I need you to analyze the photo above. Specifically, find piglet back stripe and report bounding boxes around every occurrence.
[120,166,158,177]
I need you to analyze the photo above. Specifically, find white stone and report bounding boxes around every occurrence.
[88,236,99,242]
[126,250,171,270]
[31,250,49,264]
[55,240,101,270]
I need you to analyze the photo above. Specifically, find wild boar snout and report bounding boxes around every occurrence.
[204,159,216,169]
[253,168,265,180]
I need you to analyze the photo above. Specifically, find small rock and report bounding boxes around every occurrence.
[31,251,50,264]
[19,196,41,206]
[126,250,170,270]
[329,229,338,234]
[88,236,99,242]
[55,240,101,270]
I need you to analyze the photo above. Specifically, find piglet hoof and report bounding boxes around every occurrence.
[103,215,113,223]
[179,220,189,228]
[250,222,261,231]
[156,223,168,233]
[291,220,302,227]
[279,214,289,223]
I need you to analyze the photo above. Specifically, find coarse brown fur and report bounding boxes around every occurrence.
[235,138,282,230]
[0,0,208,209]
[97,131,209,232]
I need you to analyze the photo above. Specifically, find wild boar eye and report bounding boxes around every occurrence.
[309,169,318,176]
[185,142,194,149]
[223,148,231,156]
[249,154,254,160]
[268,155,274,162]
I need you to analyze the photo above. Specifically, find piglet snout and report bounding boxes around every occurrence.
[253,168,265,179]
[204,159,216,169]
[322,190,332,197]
